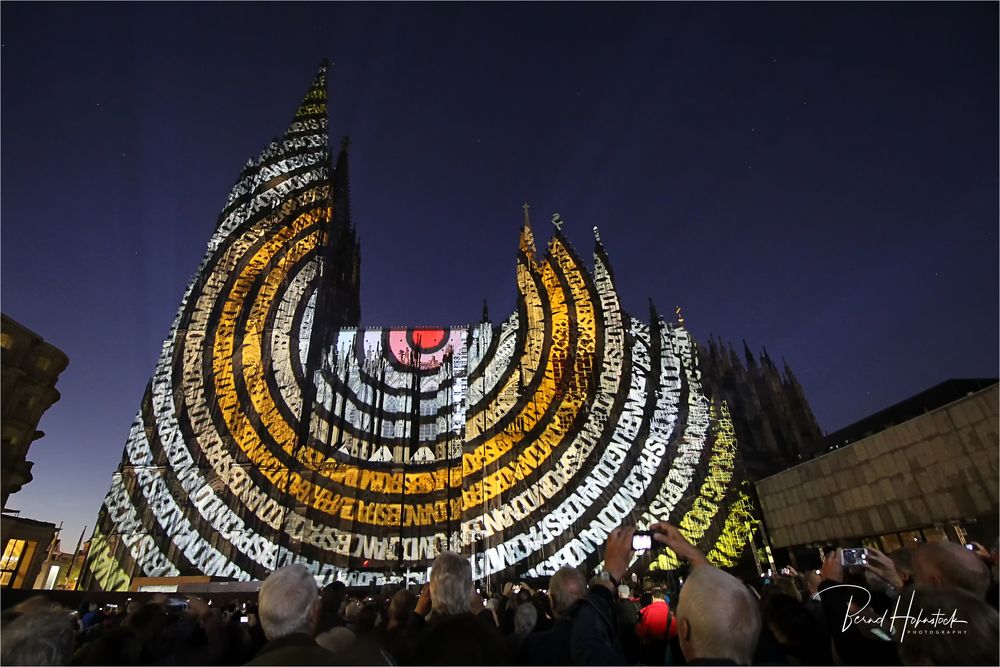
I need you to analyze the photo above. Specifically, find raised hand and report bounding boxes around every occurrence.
[649,522,708,566]
[820,548,844,584]
[603,526,636,581]
[866,548,903,589]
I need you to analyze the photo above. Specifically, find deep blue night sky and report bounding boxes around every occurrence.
[2,3,997,550]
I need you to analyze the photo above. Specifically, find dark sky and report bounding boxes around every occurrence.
[3,2,997,551]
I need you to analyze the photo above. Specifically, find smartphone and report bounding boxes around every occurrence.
[965,544,975,551]
[166,597,188,611]
[841,548,868,567]
[239,615,249,623]
[631,531,653,551]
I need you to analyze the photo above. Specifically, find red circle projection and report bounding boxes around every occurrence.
[410,328,446,351]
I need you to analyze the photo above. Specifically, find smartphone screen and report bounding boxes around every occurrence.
[631,532,653,551]
[240,615,249,623]
[841,548,868,567]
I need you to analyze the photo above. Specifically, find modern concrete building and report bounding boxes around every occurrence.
[756,380,998,563]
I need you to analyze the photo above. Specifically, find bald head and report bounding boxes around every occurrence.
[677,566,761,665]
[548,566,587,616]
[913,542,990,599]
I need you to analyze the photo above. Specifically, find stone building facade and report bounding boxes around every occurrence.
[1,314,70,508]
[1,314,69,589]
[699,338,823,481]
[756,381,999,556]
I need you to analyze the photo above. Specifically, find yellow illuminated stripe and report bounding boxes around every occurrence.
[462,237,597,506]
[295,103,326,118]
[705,493,754,567]
[465,259,545,440]
[652,401,738,570]
[85,528,130,592]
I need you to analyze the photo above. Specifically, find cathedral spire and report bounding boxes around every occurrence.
[649,297,660,325]
[742,339,757,368]
[518,207,537,262]
[285,59,329,138]
[332,136,352,233]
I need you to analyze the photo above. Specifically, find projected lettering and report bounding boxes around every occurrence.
[83,62,757,591]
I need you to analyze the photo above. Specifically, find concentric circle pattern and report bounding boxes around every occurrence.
[83,64,754,591]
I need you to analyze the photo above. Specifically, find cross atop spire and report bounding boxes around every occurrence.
[522,202,531,227]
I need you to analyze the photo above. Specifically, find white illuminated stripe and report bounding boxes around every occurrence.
[223,137,326,209]
[297,282,317,374]
[638,325,712,523]
[270,262,317,418]
[213,169,328,254]
[468,313,518,405]
[465,321,493,377]
[523,320,664,577]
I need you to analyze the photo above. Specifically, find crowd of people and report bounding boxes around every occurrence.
[2,522,998,665]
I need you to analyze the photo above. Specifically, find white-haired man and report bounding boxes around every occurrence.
[245,564,336,665]
[519,566,588,664]
[652,523,761,665]
[398,551,510,664]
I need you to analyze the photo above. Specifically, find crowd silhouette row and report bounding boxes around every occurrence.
[2,523,998,665]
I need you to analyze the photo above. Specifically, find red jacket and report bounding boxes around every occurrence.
[635,600,677,641]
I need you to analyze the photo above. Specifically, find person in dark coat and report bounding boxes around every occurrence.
[517,566,587,665]
[397,551,511,665]
[244,564,337,666]
[569,527,636,665]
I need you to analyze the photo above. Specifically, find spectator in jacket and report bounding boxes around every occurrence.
[518,566,587,665]
[616,584,642,663]
[636,587,677,665]
[569,527,635,665]
[401,551,510,665]
[506,602,537,653]
[245,564,336,665]
[316,581,347,633]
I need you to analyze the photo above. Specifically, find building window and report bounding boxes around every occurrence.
[0,333,11,351]
[35,357,52,372]
[1,539,37,588]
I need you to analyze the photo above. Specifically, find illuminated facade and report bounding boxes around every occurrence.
[83,63,757,590]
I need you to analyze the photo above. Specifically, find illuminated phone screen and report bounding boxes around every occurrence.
[632,533,653,551]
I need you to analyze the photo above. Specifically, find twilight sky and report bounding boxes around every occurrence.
[2,3,997,551]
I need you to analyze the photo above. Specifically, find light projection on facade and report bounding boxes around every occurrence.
[83,62,758,590]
